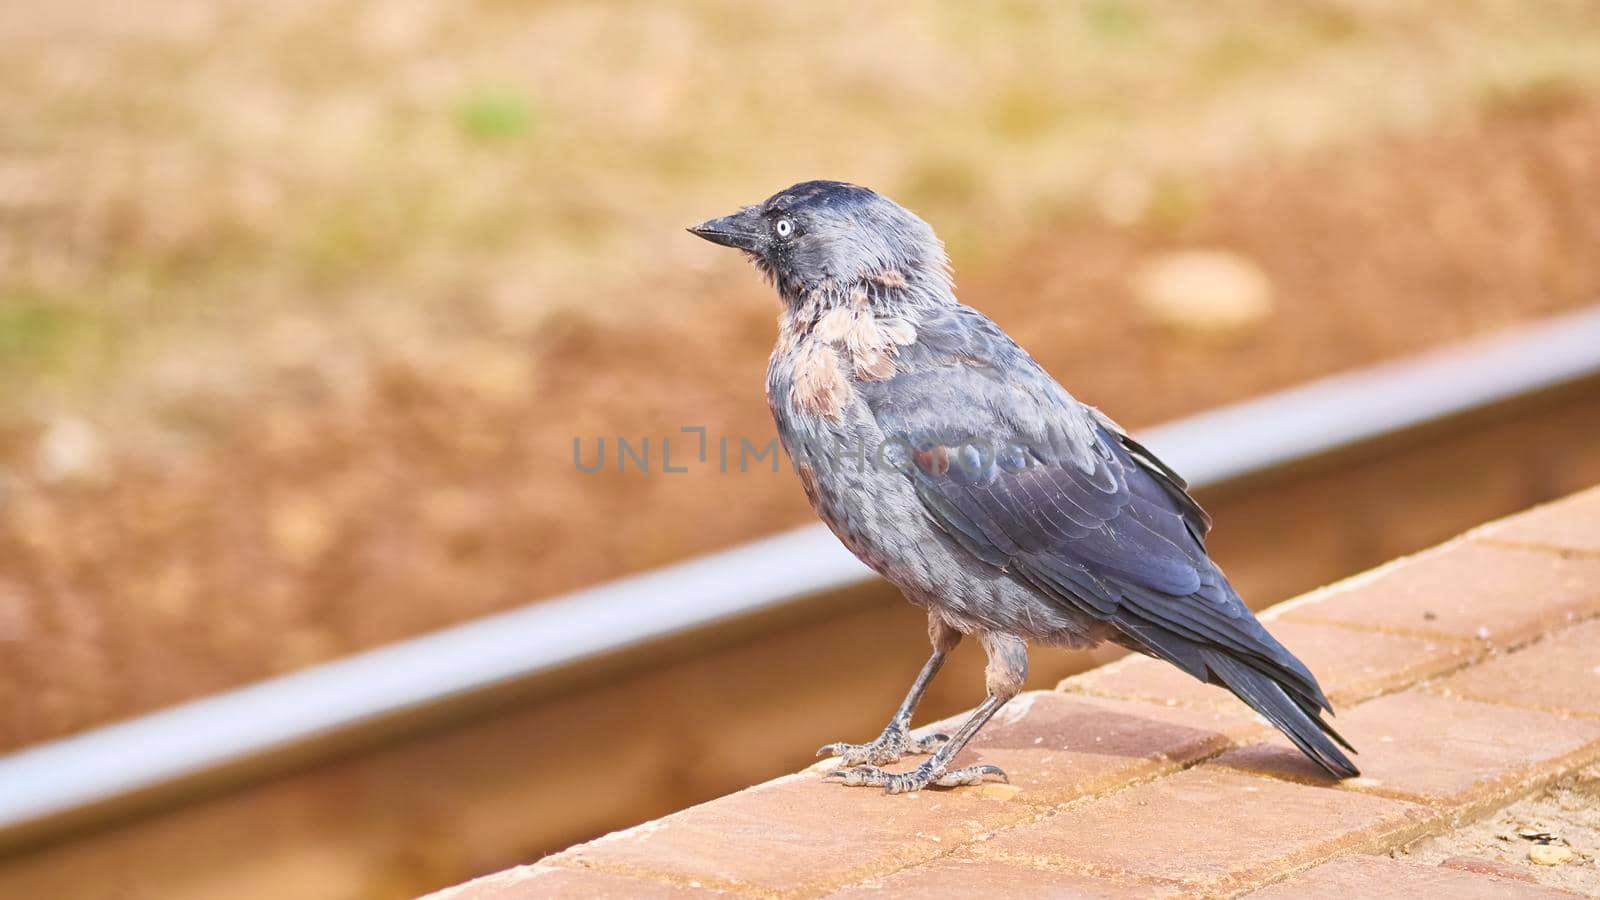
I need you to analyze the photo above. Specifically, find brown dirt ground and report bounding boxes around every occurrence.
[1401,763,1600,895]
[2,96,1600,752]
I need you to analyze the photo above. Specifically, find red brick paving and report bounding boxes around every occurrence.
[1059,619,1475,711]
[1213,691,1600,812]
[546,693,1257,895]
[823,858,1175,899]
[1438,854,1542,883]
[422,864,721,899]
[971,766,1430,893]
[913,691,1254,803]
[1468,485,1600,557]
[543,773,1036,896]
[1278,540,1600,646]
[1241,853,1585,898]
[1429,618,1600,720]
[435,487,1600,899]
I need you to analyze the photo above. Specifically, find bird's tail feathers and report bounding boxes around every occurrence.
[1114,619,1358,779]
[1203,650,1359,778]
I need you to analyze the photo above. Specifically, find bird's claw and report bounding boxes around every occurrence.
[935,763,1008,787]
[824,761,1007,793]
[815,729,949,766]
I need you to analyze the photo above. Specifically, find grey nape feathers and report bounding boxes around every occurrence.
[690,181,1356,793]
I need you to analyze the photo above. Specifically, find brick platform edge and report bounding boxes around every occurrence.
[427,486,1600,900]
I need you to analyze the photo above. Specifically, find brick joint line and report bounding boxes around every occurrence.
[1468,533,1600,560]
[546,855,779,899]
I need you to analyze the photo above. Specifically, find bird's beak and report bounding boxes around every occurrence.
[687,208,766,252]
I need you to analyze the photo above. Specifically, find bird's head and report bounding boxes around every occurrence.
[689,181,952,307]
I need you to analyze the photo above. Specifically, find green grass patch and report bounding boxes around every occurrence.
[0,291,113,378]
[1084,0,1144,38]
[456,88,536,142]
[1143,175,1208,234]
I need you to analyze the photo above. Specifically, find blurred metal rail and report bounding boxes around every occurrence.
[3,305,1600,849]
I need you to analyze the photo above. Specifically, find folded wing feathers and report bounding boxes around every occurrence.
[904,413,1353,776]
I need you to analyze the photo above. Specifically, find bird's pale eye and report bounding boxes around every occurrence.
[775,218,796,239]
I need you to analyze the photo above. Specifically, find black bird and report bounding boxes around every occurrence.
[689,181,1357,793]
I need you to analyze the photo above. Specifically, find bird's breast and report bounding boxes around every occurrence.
[767,301,919,424]
[781,338,852,422]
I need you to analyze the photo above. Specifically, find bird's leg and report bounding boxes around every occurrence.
[828,631,1023,793]
[816,615,961,766]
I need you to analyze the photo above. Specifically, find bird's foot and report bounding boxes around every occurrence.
[825,759,1007,794]
[816,726,949,767]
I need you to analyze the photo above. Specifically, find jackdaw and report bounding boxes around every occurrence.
[689,180,1357,793]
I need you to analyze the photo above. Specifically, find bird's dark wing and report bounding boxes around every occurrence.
[859,305,1357,777]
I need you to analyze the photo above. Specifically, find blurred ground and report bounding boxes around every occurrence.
[2,1,1600,751]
